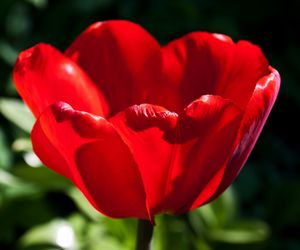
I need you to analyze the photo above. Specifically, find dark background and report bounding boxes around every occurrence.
[0,0,299,249]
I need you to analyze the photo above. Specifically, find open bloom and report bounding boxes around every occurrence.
[13,20,280,220]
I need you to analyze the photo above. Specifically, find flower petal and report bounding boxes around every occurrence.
[31,119,71,179]
[160,95,244,213]
[13,43,108,118]
[162,32,269,108]
[215,40,270,107]
[207,67,280,201]
[124,104,178,131]
[31,102,148,218]
[65,20,176,115]
[109,104,178,216]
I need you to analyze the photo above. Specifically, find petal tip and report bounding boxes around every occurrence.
[125,104,178,131]
[51,102,74,122]
[212,33,234,44]
[13,43,54,82]
[88,21,103,31]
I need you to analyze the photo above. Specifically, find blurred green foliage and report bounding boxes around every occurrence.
[0,0,299,249]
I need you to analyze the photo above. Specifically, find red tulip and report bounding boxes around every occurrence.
[13,20,280,221]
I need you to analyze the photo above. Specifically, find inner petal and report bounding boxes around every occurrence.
[162,32,269,109]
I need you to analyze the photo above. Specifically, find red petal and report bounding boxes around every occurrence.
[65,21,177,115]
[109,104,179,215]
[215,40,270,107]
[159,95,244,213]
[212,33,234,44]
[13,43,108,118]
[31,118,71,179]
[207,67,280,201]
[162,32,269,108]
[31,102,148,218]
[125,104,178,131]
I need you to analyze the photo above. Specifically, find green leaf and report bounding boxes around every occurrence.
[0,168,22,187]
[208,220,270,244]
[189,187,237,233]
[0,40,18,65]
[85,223,124,250]
[100,218,136,248]
[193,239,213,250]
[12,137,32,152]
[67,187,103,221]
[0,98,35,133]
[25,0,48,9]
[0,127,13,170]
[67,213,88,249]
[207,186,236,227]
[5,2,32,38]
[0,168,38,201]
[66,198,136,249]
[12,165,72,191]
[19,219,77,249]
[68,213,126,250]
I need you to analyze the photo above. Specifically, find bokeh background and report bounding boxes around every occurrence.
[0,0,299,249]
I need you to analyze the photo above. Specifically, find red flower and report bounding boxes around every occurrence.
[13,20,280,220]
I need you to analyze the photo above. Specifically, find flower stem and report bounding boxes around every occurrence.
[135,219,154,250]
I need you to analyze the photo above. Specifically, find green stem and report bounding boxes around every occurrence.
[135,219,154,250]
